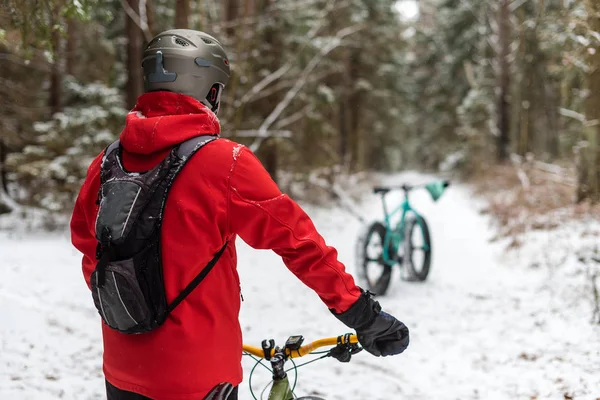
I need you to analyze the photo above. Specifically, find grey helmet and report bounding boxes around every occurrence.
[142,29,231,114]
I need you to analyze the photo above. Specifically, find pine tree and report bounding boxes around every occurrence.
[7,78,126,211]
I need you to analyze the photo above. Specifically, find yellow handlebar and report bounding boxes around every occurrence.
[243,334,358,359]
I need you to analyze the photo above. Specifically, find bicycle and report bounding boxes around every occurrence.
[239,333,362,400]
[356,180,450,295]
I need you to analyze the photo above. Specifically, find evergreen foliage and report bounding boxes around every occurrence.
[1,0,600,214]
[6,78,126,211]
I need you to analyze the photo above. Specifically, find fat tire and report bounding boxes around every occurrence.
[357,222,393,295]
[295,397,327,400]
[405,216,432,281]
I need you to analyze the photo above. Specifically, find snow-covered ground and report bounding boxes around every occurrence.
[1,174,599,400]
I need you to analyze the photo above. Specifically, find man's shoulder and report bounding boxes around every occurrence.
[179,137,246,177]
[212,137,246,154]
[194,137,247,164]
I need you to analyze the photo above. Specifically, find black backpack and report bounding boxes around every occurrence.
[91,135,227,334]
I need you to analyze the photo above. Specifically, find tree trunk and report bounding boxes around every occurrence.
[348,48,362,171]
[146,0,156,38]
[0,137,16,214]
[245,0,256,17]
[577,0,600,202]
[259,0,279,183]
[175,0,190,29]
[49,25,62,115]
[223,0,239,38]
[339,96,348,163]
[0,138,7,194]
[66,18,76,76]
[125,0,144,109]
[511,8,524,156]
[579,0,600,202]
[263,138,278,184]
[497,0,511,162]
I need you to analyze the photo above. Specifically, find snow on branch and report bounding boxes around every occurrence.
[559,108,586,123]
[235,64,292,107]
[0,185,21,213]
[249,24,365,153]
[235,67,339,106]
[275,106,312,129]
[234,0,339,109]
[227,130,292,138]
[459,0,500,56]
[509,0,530,12]
[120,0,153,42]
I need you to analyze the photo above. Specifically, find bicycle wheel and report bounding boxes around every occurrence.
[404,215,432,281]
[357,222,393,295]
[295,397,326,400]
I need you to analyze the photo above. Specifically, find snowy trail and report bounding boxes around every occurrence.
[1,175,599,400]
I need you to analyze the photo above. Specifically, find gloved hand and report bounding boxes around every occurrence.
[331,290,409,357]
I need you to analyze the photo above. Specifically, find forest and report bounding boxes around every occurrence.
[0,0,598,217]
[3,2,600,399]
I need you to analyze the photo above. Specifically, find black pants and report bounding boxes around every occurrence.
[106,381,238,400]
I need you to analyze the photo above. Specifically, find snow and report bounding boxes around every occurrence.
[232,144,244,161]
[394,1,419,21]
[1,173,600,400]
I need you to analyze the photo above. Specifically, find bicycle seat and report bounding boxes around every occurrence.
[203,383,234,400]
[373,186,391,194]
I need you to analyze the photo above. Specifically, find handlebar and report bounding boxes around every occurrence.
[243,334,359,359]
[373,180,450,195]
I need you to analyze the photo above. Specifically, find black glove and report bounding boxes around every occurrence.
[331,290,409,357]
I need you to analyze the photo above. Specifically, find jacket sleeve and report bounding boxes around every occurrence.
[227,146,361,313]
[70,155,103,290]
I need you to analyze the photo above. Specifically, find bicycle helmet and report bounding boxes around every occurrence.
[142,29,231,114]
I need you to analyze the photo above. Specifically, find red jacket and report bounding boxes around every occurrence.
[70,92,361,399]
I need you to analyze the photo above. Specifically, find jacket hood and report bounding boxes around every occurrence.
[120,91,221,155]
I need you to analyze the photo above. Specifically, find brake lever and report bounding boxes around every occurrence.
[261,339,275,361]
[328,342,363,363]
[348,343,363,355]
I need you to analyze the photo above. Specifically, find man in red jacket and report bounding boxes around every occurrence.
[71,29,409,400]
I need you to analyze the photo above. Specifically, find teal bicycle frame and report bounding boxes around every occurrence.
[378,185,429,265]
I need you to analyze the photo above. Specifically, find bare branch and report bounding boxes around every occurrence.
[139,0,151,37]
[0,53,51,71]
[305,0,338,38]
[275,106,313,129]
[226,130,292,138]
[233,0,342,108]
[0,175,21,211]
[509,0,530,12]
[463,61,477,88]
[120,0,153,42]
[559,108,586,123]
[223,67,340,108]
[249,24,365,152]
[234,64,292,107]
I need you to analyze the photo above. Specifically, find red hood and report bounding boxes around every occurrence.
[120,92,221,155]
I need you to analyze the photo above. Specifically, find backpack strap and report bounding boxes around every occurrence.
[165,134,224,314]
[167,241,228,313]
[176,135,218,159]
[99,140,121,185]
[105,140,121,156]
